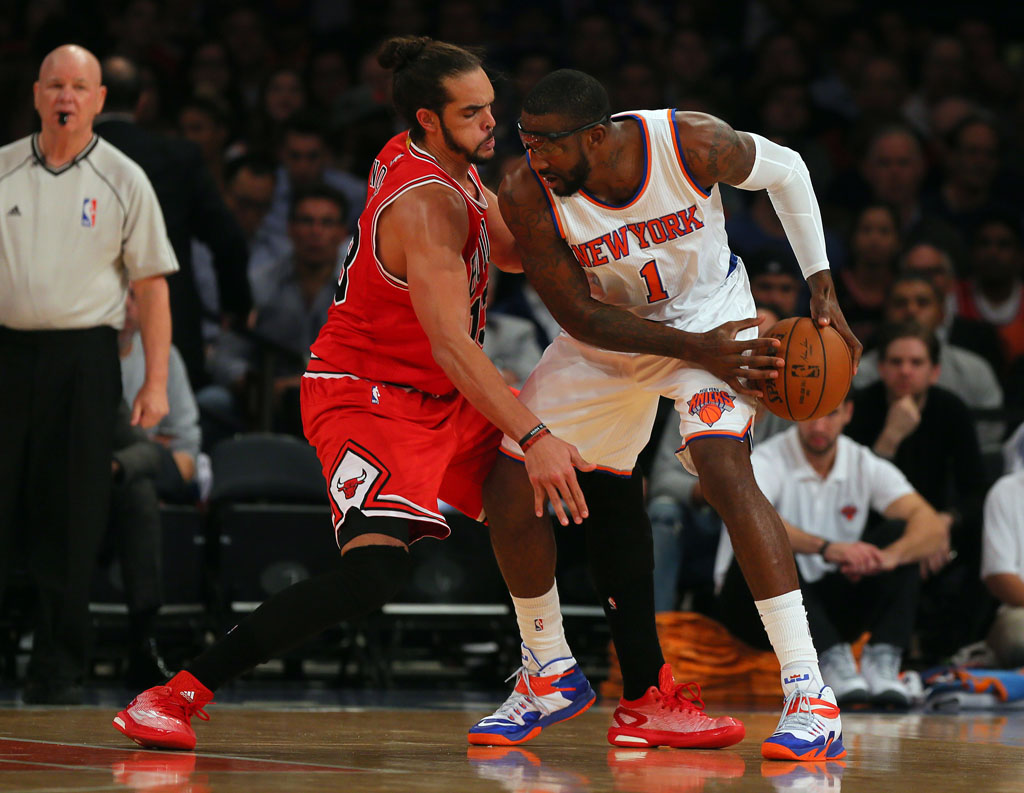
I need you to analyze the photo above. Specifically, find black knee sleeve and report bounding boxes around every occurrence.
[580,470,654,593]
[188,545,411,690]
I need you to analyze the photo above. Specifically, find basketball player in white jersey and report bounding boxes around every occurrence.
[470,70,861,761]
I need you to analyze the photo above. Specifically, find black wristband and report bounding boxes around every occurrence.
[818,540,831,559]
[518,423,548,449]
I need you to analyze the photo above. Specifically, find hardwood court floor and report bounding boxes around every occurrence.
[1,699,1023,792]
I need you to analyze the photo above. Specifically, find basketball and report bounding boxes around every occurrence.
[760,316,853,421]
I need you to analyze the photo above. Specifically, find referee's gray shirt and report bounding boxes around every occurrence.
[0,133,178,331]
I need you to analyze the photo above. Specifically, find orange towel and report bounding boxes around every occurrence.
[601,612,871,701]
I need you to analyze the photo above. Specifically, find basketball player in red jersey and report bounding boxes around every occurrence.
[112,37,596,752]
[471,70,861,760]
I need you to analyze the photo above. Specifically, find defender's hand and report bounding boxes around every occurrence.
[523,434,596,526]
[693,316,783,398]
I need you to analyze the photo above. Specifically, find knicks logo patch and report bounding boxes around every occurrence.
[329,449,381,512]
[687,387,736,427]
[81,198,97,227]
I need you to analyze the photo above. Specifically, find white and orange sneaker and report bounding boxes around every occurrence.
[113,670,214,750]
[607,664,745,749]
[761,685,846,761]
[468,646,596,746]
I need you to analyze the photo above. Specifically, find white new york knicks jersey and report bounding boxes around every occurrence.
[535,108,754,334]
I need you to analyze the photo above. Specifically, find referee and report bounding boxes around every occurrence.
[0,44,178,704]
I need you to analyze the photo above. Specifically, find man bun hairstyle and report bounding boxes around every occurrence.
[523,69,610,128]
[377,36,482,141]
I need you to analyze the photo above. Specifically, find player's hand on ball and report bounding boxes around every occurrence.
[807,270,863,373]
[694,316,783,398]
[523,434,596,526]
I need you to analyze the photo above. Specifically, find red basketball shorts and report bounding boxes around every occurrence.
[301,374,503,544]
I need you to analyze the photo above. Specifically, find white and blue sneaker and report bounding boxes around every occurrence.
[468,646,596,746]
[761,685,846,762]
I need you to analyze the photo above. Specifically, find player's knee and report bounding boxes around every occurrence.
[330,544,412,611]
[580,472,653,592]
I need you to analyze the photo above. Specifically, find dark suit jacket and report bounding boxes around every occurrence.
[95,117,251,387]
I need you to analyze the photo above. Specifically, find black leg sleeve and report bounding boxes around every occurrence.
[187,545,411,691]
[581,471,665,701]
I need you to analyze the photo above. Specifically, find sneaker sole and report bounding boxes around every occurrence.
[112,711,196,751]
[607,722,745,749]
[761,736,846,761]
[871,690,910,708]
[834,687,871,706]
[467,687,597,746]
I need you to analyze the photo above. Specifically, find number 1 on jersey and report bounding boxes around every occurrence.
[639,259,668,303]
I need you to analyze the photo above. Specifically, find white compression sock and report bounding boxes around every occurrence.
[511,582,573,671]
[755,589,825,696]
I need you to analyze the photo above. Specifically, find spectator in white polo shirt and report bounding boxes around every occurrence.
[715,392,951,707]
[0,44,177,704]
[981,471,1024,666]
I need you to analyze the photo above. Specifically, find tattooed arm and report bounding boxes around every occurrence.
[498,159,782,397]
[674,111,862,370]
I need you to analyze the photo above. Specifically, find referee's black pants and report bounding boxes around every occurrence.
[0,326,120,686]
[715,520,921,653]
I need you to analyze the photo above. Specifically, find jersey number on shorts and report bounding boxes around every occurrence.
[639,259,669,303]
[333,227,360,305]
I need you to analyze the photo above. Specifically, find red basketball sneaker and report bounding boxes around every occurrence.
[607,665,745,749]
[113,670,214,750]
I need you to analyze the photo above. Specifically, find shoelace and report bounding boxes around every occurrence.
[774,689,818,733]
[167,688,212,722]
[662,681,706,713]
[491,667,542,723]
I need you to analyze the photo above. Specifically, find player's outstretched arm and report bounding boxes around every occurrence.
[498,161,783,396]
[674,112,863,370]
[384,185,594,525]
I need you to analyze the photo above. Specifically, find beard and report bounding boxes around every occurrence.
[550,155,591,196]
[440,118,493,165]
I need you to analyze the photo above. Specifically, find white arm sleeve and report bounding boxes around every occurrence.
[734,132,830,280]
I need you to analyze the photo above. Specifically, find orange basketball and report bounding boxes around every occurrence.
[760,316,853,421]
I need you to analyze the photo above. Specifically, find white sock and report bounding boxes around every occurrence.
[511,582,573,671]
[755,589,825,696]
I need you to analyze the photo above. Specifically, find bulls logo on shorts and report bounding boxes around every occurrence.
[329,448,382,514]
[687,387,735,427]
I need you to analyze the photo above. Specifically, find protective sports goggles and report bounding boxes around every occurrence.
[516,115,609,151]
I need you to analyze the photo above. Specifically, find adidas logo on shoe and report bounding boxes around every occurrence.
[181,690,195,703]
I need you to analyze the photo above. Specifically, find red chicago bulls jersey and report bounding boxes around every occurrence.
[307,131,491,396]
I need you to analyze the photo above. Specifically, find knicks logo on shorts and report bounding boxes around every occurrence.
[687,387,735,427]
[329,449,382,513]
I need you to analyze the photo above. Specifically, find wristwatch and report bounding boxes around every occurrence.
[818,540,831,559]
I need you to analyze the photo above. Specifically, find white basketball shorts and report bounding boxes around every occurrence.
[500,332,758,476]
